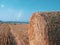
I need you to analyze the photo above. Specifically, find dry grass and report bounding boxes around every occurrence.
[29,12,60,45]
[0,24,29,45]
[0,24,17,45]
[9,24,29,45]
[0,23,29,45]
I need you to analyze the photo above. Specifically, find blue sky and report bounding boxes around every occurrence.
[0,0,60,22]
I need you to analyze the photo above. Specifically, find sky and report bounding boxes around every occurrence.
[0,0,60,22]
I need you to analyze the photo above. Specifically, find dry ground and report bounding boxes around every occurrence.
[0,23,29,45]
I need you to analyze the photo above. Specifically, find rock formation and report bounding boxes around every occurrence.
[28,12,60,45]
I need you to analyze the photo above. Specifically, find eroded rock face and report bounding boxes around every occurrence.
[28,12,60,45]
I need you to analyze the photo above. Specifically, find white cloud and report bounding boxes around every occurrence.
[18,11,22,18]
[15,10,24,21]
[0,4,5,8]
[0,7,24,21]
[7,8,23,21]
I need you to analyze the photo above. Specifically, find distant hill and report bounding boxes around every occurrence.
[0,21,29,24]
[0,20,3,22]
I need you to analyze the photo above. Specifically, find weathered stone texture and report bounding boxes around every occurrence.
[28,12,60,45]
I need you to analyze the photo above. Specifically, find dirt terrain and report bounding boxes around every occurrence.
[0,23,29,45]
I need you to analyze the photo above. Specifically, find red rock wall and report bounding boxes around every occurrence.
[28,12,60,45]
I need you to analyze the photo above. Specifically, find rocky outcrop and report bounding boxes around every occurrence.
[28,12,60,45]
